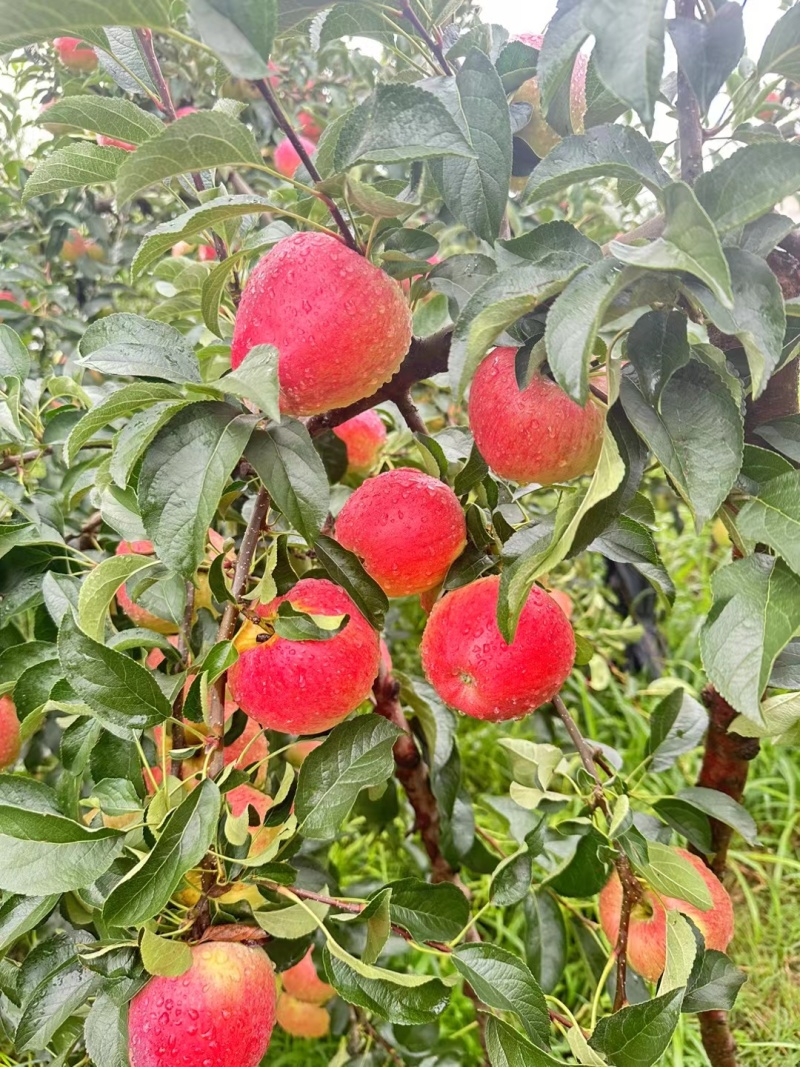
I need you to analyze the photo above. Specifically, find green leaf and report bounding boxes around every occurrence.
[140,402,256,579]
[35,95,163,143]
[737,472,800,577]
[0,0,170,51]
[499,426,625,640]
[757,3,800,80]
[621,360,743,529]
[386,878,470,944]
[452,942,550,1049]
[22,143,127,201]
[16,955,101,1052]
[273,601,348,641]
[524,889,567,995]
[116,111,262,204]
[189,0,277,79]
[99,26,158,95]
[140,928,192,977]
[653,798,713,854]
[110,401,192,489]
[642,841,712,910]
[132,195,274,277]
[103,779,221,927]
[78,554,159,643]
[695,143,800,235]
[682,950,746,1014]
[660,912,698,995]
[295,716,402,839]
[524,125,670,204]
[0,895,59,953]
[544,259,628,404]
[316,3,394,49]
[537,3,588,112]
[0,326,31,379]
[334,84,476,169]
[590,515,674,601]
[449,255,588,398]
[673,786,757,847]
[755,416,800,464]
[667,3,744,114]
[83,993,129,1067]
[486,1016,582,1067]
[612,182,733,308]
[583,0,667,133]
[732,692,800,745]
[79,314,201,384]
[310,536,389,631]
[246,422,329,546]
[217,344,280,422]
[547,828,612,897]
[625,310,690,408]
[323,938,449,1024]
[428,50,512,243]
[255,896,328,939]
[333,888,392,964]
[58,612,171,735]
[701,554,800,722]
[64,382,182,467]
[590,988,684,1067]
[646,687,708,772]
[0,806,123,894]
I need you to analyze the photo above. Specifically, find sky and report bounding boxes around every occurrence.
[477,1,782,56]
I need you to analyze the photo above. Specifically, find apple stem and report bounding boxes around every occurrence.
[251,78,362,254]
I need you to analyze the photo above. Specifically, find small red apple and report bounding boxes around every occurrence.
[335,468,467,597]
[281,947,335,1005]
[298,110,322,140]
[420,575,576,720]
[273,135,317,179]
[197,244,216,262]
[53,37,98,72]
[332,410,387,475]
[0,696,21,770]
[275,994,329,1038]
[758,90,782,121]
[469,347,605,485]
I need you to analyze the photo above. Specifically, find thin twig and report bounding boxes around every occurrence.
[252,79,360,252]
[399,1,452,75]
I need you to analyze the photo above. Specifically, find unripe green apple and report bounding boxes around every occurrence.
[598,847,735,982]
[420,575,575,721]
[128,942,276,1067]
[335,468,467,597]
[231,232,411,416]
[228,578,381,734]
[469,347,605,485]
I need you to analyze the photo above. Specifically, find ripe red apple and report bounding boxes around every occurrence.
[53,37,98,72]
[512,33,587,158]
[275,994,329,1038]
[420,575,575,720]
[61,229,103,263]
[332,410,387,475]
[281,947,335,1005]
[758,90,782,121]
[298,110,322,140]
[96,134,135,151]
[128,942,276,1067]
[228,578,381,734]
[175,106,198,118]
[598,848,735,982]
[273,135,317,179]
[335,468,467,597]
[196,244,216,262]
[469,347,605,485]
[115,541,179,635]
[549,588,573,619]
[0,696,21,769]
[231,232,411,416]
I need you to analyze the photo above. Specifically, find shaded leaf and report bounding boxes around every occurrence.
[452,942,550,1049]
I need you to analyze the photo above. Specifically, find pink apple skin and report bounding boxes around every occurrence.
[281,947,334,1005]
[512,33,587,157]
[115,541,179,635]
[0,697,21,769]
[273,135,317,179]
[228,578,380,734]
[276,994,329,1038]
[230,232,411,416]
[128,942,276,1067]
[598,848,735,982]
[549,589,573,619]
[335,468,467,598]
[53,37,97,72]
[96,134,135,151]
[469,347,605,485]
[420,576,576,721]
[333,411,388,475]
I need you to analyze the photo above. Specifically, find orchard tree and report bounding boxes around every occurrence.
[0,1,799,1067]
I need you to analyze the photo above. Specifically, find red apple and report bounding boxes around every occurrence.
[96,134,135,151]
[0,696,21,770]
[273,135,317,179]
[332,410,387,475]
[53,37,98,73]
[512,32,587,158]
[281,947,334,1005]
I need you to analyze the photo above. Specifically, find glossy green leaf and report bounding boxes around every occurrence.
[625,310,690,408]
[452,942,550,1048]
[34,95,164,143]
[217,344,280,422]
[0,0,170,52]
[312,536,388,631]
[16,955,101,1052]
[22,143,127,201]
[737,471,800,577]
[189,0,277,79]
[695,143,800,235]
[83,993,129,1067]
[78,554,160,643]
[140,928,192,977]
[79,314,201,383]
[590,988,683,1067]
[642,841,712,910]
[386,878,470,944]
[246,422,329,545]
[757,3,800,80]
[682,950,746,1014]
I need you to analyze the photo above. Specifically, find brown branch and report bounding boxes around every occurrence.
[207,486,270,779]
[252,79,360,252]
[399,1,452,75]
[0,447,52,471]
[307,329,452,437]
[698,1012,741,1067]
[675,0,704,185]
[394,390,428,434]
[356,1009,407,1066]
